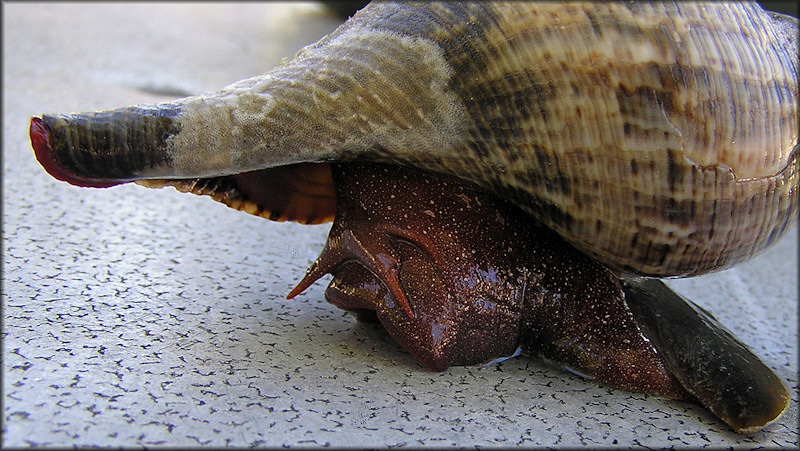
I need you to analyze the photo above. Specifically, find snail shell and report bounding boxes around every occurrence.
[30,1,799,277]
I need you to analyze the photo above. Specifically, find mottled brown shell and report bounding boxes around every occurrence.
[31,2,799,277]
[328,2,799,276]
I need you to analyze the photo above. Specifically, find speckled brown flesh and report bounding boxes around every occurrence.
[31,2,798,277]
[288,162,789,432]
[290,163,689,400]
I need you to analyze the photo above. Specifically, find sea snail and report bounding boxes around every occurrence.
[29,1,797,433]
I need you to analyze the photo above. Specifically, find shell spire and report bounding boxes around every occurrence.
[30,2,799,277]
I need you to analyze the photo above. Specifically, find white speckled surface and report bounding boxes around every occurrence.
[3,3,798,448]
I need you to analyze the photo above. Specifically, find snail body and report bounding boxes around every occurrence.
[288,162,788,433]
[29,1,798,433]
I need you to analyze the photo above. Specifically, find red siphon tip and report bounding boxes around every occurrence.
[29,116,120,188]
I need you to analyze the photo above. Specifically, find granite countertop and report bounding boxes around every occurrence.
[3,3,797,448]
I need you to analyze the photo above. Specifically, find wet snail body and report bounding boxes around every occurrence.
[290,162,789,434]
[29,1,797,433]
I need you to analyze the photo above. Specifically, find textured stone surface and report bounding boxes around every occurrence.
[3,3,797,448]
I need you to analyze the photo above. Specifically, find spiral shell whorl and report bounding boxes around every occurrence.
[31,1,798,277]
[168,9,473,176]
[335,1,799,276]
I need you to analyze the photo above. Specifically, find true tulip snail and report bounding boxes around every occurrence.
[30,1,798,432]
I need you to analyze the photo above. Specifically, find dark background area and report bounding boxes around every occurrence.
[324,1,800,21]
[759,0,799,17]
